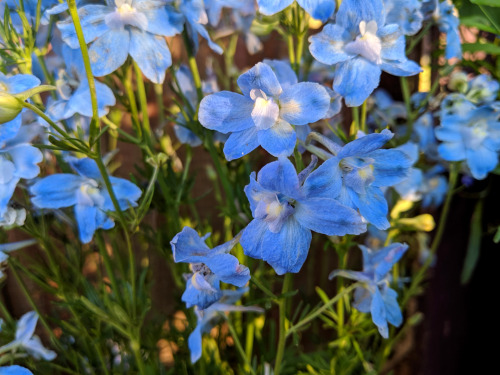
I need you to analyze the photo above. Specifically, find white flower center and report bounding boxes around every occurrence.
[345,20,382,65]
[104,1,147,30]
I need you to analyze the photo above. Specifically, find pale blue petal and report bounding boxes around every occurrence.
[204,254,250,287]
[5,75,40,94]
[336,0,385,33]
[188,325,202,363]
[129,30,171,84]
[89,29,130,77]
[108,177,142,209]
[369,149,412,187]
[170,227,212,263]
[437,142,466,161]
[75,204,97,243]
[279,82,330,125]
[295,197,366,235]
[382,287,403,327]
[140,5,183,36]
[380,60,422,77]
[182,277,221,309]
[0,116,22,145]
[466,147,498,180]
[435,125,462,142]
[68,157,101,179]
[256,0,294,15]
[334,58,381,107]
[68,80,116,118]
[352,286,372,312]
[302,157,342,198]
[237,63,282,98]
[256,157,299,197]
[23,336,57,360]
[371,287,389,338]
[372,243,408,279]
[244,172,267,214]
[257,119,296,157]
[350,186,390,230]
[298,0,335,22]
[15,311,37,343]
[0,365,33,375]
[240,219,268,260]
[9,145,43,180]
[199,92,255,133]
[308,24,352,65]
[338,129,393,159]
[263,59,298,88]
[223,128,259,161]
[30,175,82,208]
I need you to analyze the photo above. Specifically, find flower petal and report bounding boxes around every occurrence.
[237,62,282,98]
[334,58,381,107]
[279,82,330,125]
[308,24,353,65]
[199,92,255,133]
[223,128,260,161]
[257,119,296,157]
[89,29,130,77]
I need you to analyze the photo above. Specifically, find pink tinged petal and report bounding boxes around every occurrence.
[88,29,130,77]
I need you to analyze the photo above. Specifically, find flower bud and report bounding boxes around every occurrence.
[397,214,436,232]
[0,92,22,124]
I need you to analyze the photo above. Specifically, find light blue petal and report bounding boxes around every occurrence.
[437,142,466,161]
[256,157,299,198]
[15,311,37,343]
[223,128,259,161]
[257,119,296,157]
[0,116,22,145]
[336,0,385,33]
[338,129,393,159]
[244,172,267,214]
[188,324,202,363]
[466,147,498,180]
[170,227,212,263]
[369,149,412,187]
[204,253,250,287]
[75,204,97,243]
[371,243,408,279]
[308,24,352,65]
[140,5,183,36]
[256,0,294,15]
[352,286,372,312]
[298,0,335,22]
[382,287,403,327]
[237,63,282,98]
[334,58,381,107]
[68,157,101,179]
[9,145,43,180]
[240,219,268,260]
[263,59,298,89]
[380,28,405,61]
[23,336,57,360]
[199,92,255,133]
[108,177,142,209]
[294,197,366,235]
[380,60,422,77]
[129,30,171,84]
[174,125,202,147]
[445,28,462,60]
[182,276,221,309]
[350,186,390,230]
[279,82,330,125]
[30,175,82,208]
[371,287,389,338]
[435,125,462,142]
[0,366,34,375]
[5,74,40,94]
[89,29,130,77]
[68,80,116,118]
[302,157,342,198]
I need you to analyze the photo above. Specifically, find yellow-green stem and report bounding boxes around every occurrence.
[274,273,293,375]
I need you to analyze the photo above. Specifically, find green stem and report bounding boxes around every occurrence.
[287,34,296,68]
[406,22,433,55]
[133,61,152,147]
[274,273,293,375]
[400,77,414,135]
[182,29,203,103]
[226,317,257,375]
[66,0,99,145]
[295,33,305,77]
[360,100,367,134]
[124,65,142,136]
[351,106,360,136]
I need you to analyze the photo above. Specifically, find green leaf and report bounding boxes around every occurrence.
[462,42,500,55]
[461,201,483,285]
[471,0,500,7]
[494,226,500,243]
[459,0,500,33]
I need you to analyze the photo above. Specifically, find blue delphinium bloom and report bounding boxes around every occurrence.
[179,0,223,54]
[436,107,500,180]
[428,0,461,60]
[307,129,412,229]
[188,288,263,363]
[420,166,448,208]
[170,227,250,309]
[199,62,330,160]
[45,45,116,122]
[466,74,499,105]
[58,0,183,83]
[0,0,58,31]
[241,157,366,275]
[0,125,43,218]
[329,243,409,338]
[0,311,56,361]
[368,89,407,129]
[0,73,40,144]
[256,0,335,22]
[383,0,423,36]
[30,157,142,243]
[412,112,438,155]
[0,365,34,374]
[393,142,423,202]
[309,0,421,107]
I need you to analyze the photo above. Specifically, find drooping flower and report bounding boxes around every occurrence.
[256,0,335,22]
[0,125,43,217]
[58,0,183,83]
[306,129,412,229]
[428,0,462,60]
[0,311,56,361]
[329,243,409,338]
[187,288,263,363]
[309,0,421,106]
[170,227,250,309]
[30,157,142,243]
[241,157,366,275]
[435,106,500,180]
[199,62,330,160]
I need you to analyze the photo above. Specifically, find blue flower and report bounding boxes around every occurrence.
[420,166,448,208]
[307,129,412,229]
[0,0,58,31]
[30,157,142,243]
[179,0,223,54]
[429,0,462,60]
[241,157,366,275]
[436,107,500,180]
[413,112,438,155]
[187,288,263,363]
[466,74,499,105]
[0,366,33,375]
[58,0,183,83]
[0,125,43,218]
[329,243,409,338]
[199,62,330,160]
[45,45,116,122]
[0,311,56,361]
[256,0,335,22]
[383,0,423,36]
[309,0,421,106]
[393,142,423,202]
[368,89,407,129]
[0,73,40,144]
[170,227,250,309]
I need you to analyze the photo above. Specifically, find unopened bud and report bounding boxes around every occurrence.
[0,92,23,124]
[397,214,435,232]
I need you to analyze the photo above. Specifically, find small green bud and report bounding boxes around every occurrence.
[0,92,23,124]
